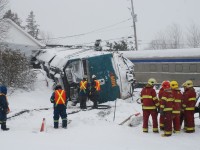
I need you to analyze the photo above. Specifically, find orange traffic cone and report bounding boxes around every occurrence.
[40,118,45,132]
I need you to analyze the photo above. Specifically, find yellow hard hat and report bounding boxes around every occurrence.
[182,80,193,88]
[148,78,157,86]
[170,80,179,89]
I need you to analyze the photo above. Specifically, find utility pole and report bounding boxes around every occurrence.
[130,0,138,50]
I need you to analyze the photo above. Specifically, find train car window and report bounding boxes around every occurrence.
[189,64,197,72]
[150,64,156,72]
[175,64,183,72]
[162,64,169,72]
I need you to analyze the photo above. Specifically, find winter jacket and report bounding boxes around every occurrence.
[160,89,174,112]
[171,89,183,114]
[0,86,9,113]
[140,85,159,110]
[182,87,196,111]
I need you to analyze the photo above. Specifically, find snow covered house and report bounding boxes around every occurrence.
[1,19,45,56]
[34,47,135,103]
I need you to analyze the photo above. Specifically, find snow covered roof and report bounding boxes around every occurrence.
[120,48,200,59]
[51,48,112,68]
[3,19,45,48]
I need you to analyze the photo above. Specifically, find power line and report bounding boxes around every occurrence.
[46,18,132,40]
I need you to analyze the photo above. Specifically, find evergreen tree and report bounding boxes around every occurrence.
[26,11,39,39]
[3,9,22,27]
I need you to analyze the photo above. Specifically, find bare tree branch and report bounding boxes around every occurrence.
[186,23,200,48]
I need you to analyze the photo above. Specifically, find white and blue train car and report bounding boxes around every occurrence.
[121,48,200,86]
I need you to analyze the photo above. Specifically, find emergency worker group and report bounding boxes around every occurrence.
[141,78,197,137]
[0,74,198,133]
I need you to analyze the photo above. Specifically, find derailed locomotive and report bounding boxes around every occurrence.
[32,47,135,103]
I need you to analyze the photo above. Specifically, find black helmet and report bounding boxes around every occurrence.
[55,84,62,90]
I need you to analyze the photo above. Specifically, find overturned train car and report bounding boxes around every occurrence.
[34,48,135,103]
[121,48,200,87]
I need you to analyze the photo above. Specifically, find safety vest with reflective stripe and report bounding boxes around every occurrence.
[80,81,88,91]
[55,90,66,105]
[160,90,174,112]
[94,80,101,91]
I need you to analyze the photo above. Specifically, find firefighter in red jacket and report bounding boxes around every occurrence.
[141,78,159,133]
[160,81,174,137]
[50,85,67,129]
[182,80,196,133]
[170,80,183,133]
[158,81,170,131]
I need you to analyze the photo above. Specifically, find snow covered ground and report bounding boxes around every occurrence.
[1,70,200,150]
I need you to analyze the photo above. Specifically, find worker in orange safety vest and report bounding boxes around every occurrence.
[50,84,67,129]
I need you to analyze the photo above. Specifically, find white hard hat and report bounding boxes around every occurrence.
[92,75,96,79]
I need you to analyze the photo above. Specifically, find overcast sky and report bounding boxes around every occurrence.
[9,0,200,49]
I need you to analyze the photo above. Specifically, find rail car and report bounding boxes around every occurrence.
[120,48,200,86]
[33,47,135,103]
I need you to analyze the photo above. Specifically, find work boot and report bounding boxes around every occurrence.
[54,122,58,129]
[1,123,9,131]
[62,120,67,129]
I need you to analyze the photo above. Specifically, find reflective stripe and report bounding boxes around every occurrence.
[153,97,158,100]
[164,131,172,135]
[142,106,156,109]
[164,108,173,111]
[174,99,181,103]
[166,98,174,102]
[186,127,195,131]
[160,123,164,127]
[172,110,180,114]
[174,130,180,133]
[54,120,59,122]
[62,118,67,121]
[56,90,65,105]
[80,81,87,91]
[182,104,186,108]
[160,105,164,108]
[143,128,148,132]
[155,103,159,107]
[162,97,167,100]
[142,95,152,99]
[153,128,158,132]
[185,107,195,110]
[188,98,196,101]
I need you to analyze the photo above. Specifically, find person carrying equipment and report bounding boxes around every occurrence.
[140,78,159,133]
[50,84,68,129]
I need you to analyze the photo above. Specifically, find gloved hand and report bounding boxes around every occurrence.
[160,109,164,116]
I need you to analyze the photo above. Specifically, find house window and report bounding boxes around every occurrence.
[162,64,169,72]
[175,64,183,72]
